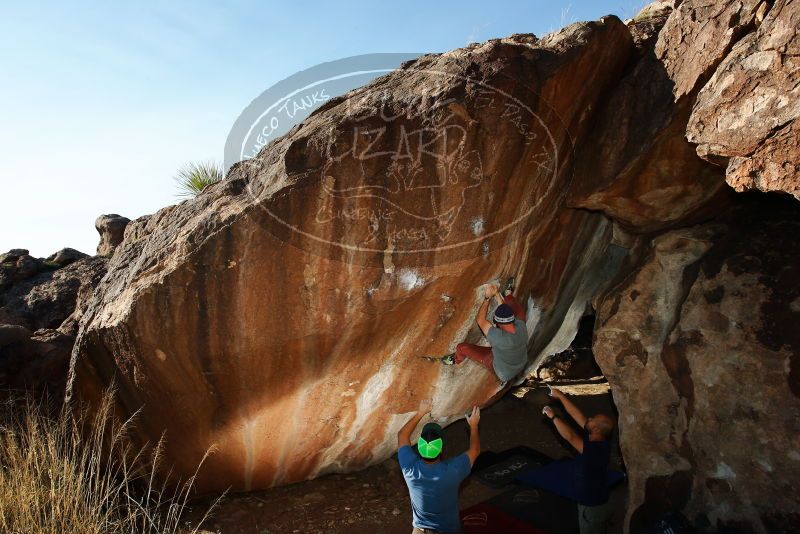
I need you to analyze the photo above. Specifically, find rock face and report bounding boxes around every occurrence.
[95,214,131,256]
[47,247,89,267]
[0,249,56,291]
[63,0,799,530]
[593,196,800,532]
[70,17,637,493]
[0,250,107,401]
[688,0,800,199]
[655,0,766,101]
[0,254,107,333]
[569,1,729,232]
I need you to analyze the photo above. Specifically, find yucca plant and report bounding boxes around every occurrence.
[174,161,224,199]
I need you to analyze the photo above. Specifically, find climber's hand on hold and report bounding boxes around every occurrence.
[548,387,587,429]
[466,405,481,428]
[418,398,432,414]
[484,284,498,299]
[542,406,555,420]
[548,386,565,401]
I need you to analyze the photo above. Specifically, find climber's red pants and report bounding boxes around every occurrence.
[454,295,526,371]
[454,343,494,370]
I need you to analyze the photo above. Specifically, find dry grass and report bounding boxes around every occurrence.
[0,391,222,533]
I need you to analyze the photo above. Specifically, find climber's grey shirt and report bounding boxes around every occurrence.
[487,318,528,381]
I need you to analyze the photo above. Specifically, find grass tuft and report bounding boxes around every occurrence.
[0,390,222,533]
[174,161,224,199]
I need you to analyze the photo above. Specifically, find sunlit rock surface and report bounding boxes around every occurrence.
[655,0,766,101]
[688,0,800,199]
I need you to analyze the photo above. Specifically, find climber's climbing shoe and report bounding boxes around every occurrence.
[419,353,456,364]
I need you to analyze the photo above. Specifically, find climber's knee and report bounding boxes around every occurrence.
[455,343,468,363]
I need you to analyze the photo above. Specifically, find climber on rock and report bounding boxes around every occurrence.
[397,399,480,534]
[443,277,528,386]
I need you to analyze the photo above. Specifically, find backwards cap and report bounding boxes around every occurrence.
[417,422,443,459]
[494,304,515,324]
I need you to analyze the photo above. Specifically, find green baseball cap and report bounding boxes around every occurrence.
[417,422,443,459]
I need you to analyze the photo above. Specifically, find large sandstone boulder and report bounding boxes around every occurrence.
[592,196,800,532]
[69,17,636,493]
[688,0,799,199]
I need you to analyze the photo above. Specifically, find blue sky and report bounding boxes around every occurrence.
[0,0,645,257]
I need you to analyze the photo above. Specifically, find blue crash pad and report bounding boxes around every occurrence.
[516,459,626,503]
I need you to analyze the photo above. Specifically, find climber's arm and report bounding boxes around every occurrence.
[476,294,493,336]
[543,406,583,453]
[465,406,481,466]
[549,388,587,428]
[554,415,584,453]
[397,399,432,448]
